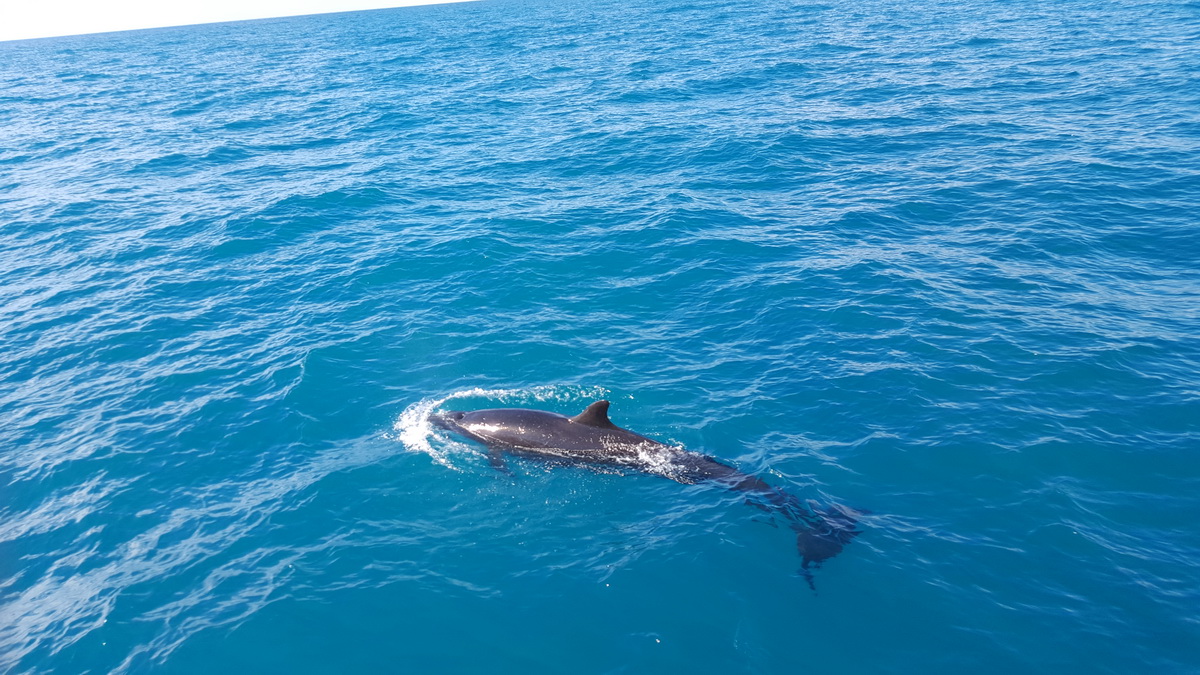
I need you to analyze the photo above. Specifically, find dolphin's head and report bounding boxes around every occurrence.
[429,410,467,432]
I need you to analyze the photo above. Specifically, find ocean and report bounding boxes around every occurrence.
[1,0,1198,671]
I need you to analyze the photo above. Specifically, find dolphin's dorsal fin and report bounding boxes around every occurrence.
[571,400,617,428]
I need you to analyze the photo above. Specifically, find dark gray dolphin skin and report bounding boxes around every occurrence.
[431,399,861,585]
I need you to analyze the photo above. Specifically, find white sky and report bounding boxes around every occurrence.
[0,0,475,43]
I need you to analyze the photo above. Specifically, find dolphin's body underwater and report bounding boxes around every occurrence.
[431,400,861,584]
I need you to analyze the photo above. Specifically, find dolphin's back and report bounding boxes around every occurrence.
[436,404,778,489]
[434,406,663,462]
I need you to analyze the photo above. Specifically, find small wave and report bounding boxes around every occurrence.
[392,385,610,469]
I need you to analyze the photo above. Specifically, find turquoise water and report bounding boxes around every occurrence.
[2,0,1199,671]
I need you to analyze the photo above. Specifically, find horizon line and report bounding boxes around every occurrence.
[0,0,481,44]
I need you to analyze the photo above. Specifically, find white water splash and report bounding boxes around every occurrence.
[392,385,611,469]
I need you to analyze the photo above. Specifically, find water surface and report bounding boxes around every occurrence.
[1,0,1199,672]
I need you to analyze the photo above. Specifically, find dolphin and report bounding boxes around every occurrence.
[430,399,861,585]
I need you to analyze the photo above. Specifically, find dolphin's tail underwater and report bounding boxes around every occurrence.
[791,501,864,590]
[671,454,864,589]
[740,483,863,590]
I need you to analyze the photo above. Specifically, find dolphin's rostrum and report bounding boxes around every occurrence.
[431,399,862,586]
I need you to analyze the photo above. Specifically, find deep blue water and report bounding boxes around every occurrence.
[2,0,1199,671]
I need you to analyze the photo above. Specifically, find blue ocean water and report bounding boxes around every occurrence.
[2,0,1199,671]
